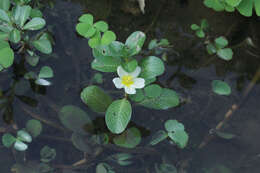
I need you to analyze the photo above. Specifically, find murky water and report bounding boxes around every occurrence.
[1,0,260,172]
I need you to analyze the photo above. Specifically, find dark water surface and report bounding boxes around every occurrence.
[1,0,260,172]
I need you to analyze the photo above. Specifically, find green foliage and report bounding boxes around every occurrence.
[191,19,208,38]
[149,120,189,149]
[26,119,42,138]
[92,73,103,84]
[80,85,113,113]
[76,14,180,134]
[96,163,115,173]
[108,153,133,166]
[105,99,132,134]
[0,40,14,71]
[206,36,233,61]
[139,56,165,79]
[58,105,92,134]
[149,130,168,145]
[71,132,91,152]
[35,66,54,86]
[76,13,116,48]
[2,133,16,148]
[113,127,141,148]
[0,0,53,72]
[204,0,260,17]
[139,88,179,110]
[164,120,189,148]
[155,163,177,173]
[211,80,231,95]
[40,146,56,163]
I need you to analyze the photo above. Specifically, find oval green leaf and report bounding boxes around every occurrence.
[113,127,141,148]
[23,17,46,30]
[101,30,116,46]
[58,105,92,134]
[105,99,132,134]
[212,80,231,95]
[140,56,165,79]
[26,119,42,138]
[80,85,113,113]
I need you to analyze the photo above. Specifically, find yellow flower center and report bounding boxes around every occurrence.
[121,75,134,87]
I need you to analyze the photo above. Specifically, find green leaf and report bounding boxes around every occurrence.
[113,127,141,148]
[0,31,8,40]
[201,19,209,29]
[129,89,145,102]
[79,14,93,25]
[211,80,231,95]
[216,48,233,61]
[155,163,177,173]
[2,133,16,147]
[88,31,101,48]
[23,17,46,30]
[38,66,53,78]
[109,153,133,166]
[0,23,13,33]
[226,0,242,7]
[14,140,28,151]
[80,85,113,113]
[255,0,260,16]
[58,105,92,134]
[236,0,253,17]
[105,99,132,134]
[93,73,103,84]
[32,38,52,54]
[101,30,116,45]
[25,119,42,138]
[122,59,138,73]
[144,84,162,98]
[164,120,185,132]
[125,31,146,56]
[204,0,225,11]
[94,21,108,32]
[140,56,165,79]
[0,0,10,11]
[91,56,121,72]
[206,43,217,54]
[9,29,21,43]
[0,41,14,68]
[30,8,43,18]
[168,130,189,149]
[149,130,168,145]
[196,29,205,38]
[139,88,179,110]
[148,39,158,50]
[76,23,96,38]
[17,130,32,143]
[215,36,228,49]
[71,132,91,153]
[191,24,200,30]
[13,5,32,27]
[25,54,39,66]
[0,9,10,22]
[40,146,56,163]
[96,163,114,173]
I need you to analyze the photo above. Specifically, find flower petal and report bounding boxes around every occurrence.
[130,66,141,78]
[117,66,128,77]
[113,78,123,89]
[133,78,145,89]
[124,86,136,94]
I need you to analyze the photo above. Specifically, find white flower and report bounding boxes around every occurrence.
[113,66,145,94]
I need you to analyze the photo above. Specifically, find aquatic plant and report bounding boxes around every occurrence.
[204,0,260,17]
[0,0,53,72]
[76,13,180,134]
[191,19,209,38]
[2,119,42,151]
